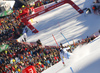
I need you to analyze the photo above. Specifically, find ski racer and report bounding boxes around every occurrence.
[60,43,72,66]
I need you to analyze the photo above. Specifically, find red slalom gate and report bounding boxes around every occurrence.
[22,20,39,33]
[21,0,83,33]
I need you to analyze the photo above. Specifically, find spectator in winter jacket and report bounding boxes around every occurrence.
[99,30,100,34]
[0,32,98,73]
[36,39,42,47]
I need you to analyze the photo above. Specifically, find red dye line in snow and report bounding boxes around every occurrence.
[55,67,64,73]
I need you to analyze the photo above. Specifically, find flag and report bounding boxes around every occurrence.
[0,9,13,17]
[0,45,9,52]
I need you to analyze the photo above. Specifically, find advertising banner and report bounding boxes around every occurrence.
[0,45,9,52]
[17,33,27,42]
[22,66,37,73]
[44,2,56,9]
[33,6,44,13]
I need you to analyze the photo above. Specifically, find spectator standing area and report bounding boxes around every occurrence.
[0,0,100,73]
[0,31,99,73]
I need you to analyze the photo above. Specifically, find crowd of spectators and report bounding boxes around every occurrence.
[0,0,59,42]
[92,0,100,14]
[22,0,58,8]
[0,0,58,42]
[64,33,99,53]
[0,30,99,73]
[0,40,60,73]
[0,9,26,42]
[0,0,100,73]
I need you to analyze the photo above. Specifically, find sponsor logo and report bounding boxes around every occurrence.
[27,24,30,26]
[35,6,44,12]
[44,2,56,9]
[38,10,45,15]
[72,4,75,6]
[78,9,81,11]
[28,68,33,73]
[32,29,35,32]
[48,2,65,11]
[26,15,36,20]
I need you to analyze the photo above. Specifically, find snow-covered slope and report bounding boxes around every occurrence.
[26,0,100,46]
[42,36,100,73]
[24,0,100,73]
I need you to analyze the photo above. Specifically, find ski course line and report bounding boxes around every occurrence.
[55,66,66,73]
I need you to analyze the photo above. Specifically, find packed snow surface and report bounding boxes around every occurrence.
[42,36,100,73]
[26,0,100,46]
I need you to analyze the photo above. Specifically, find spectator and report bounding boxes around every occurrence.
[36,39,42,47]
[99,29,100,34]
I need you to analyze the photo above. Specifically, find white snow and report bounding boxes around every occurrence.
[26,0,100,46]
[42,36,100,73]
[24,0,100,73]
